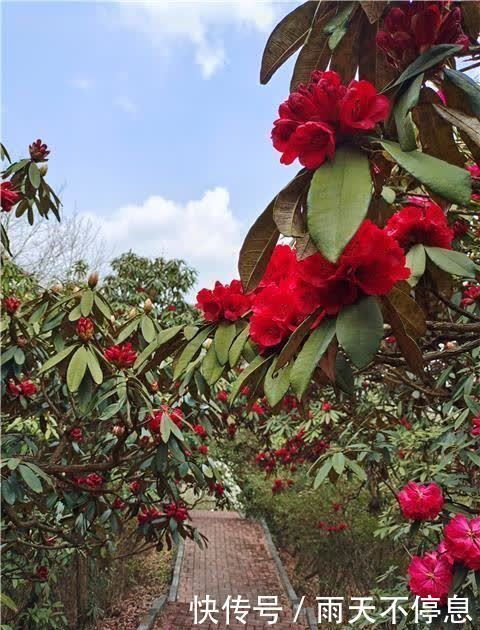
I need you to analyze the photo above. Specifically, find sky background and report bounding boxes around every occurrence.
[2,0,299,298]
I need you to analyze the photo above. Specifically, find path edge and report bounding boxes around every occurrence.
[136,538,185,630]
[259,517,317,630]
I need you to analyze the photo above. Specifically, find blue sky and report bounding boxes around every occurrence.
[3,1,298,293]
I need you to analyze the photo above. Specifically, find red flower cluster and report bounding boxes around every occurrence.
[408,551,452,602]
[76,317,94,341]
[3,296,21,314]
[461,284,480,307]
[216,390,228,403]
[272,70,389,169]
[77,473,104,489]
[397,481,444,521]
[138,506,161,525]
[376,2,469,69]
[103,342,137,369]
[209,482,225,497]
[148,405,184,434]
[271,478,293,494]
[0,181,21,212]
[444,514,480,570]
[316,521,348,534]
[385,201,454,251]
[198,444,209,455]
[256,430,329,476]
[7,378,37,398]
[164,501,188,523]
[36,566,49,581]
[193,424,208,439]
[29,138,50,162]
[112,497,125,510]
[69,427,83,443]
[196,280,250,322]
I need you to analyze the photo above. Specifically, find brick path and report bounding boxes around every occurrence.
[155,511,307,629]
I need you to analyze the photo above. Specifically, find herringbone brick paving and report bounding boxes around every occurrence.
[155,511,307,629]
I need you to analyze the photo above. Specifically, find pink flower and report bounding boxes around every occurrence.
[444,514,480,570]
[408,551,453,602]
[398,481,444,521]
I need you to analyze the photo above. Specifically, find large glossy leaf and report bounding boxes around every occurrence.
[19,464,42,493]
[386,283,426,338]
[290,3,336,90]
[424,247,478,278]
[39,344,77,373]
[173,326,213,380]
[380,140,471,206]
[239,200,279,293]
[264,359,292,407]
[444,68,480,119]
[229,355,272,404]
[67,346,88,392]
[214,322,237,366]
[405,244,426,287]
[201,343,224,386]
[394,73,424,151]
[462,2,480,39]
[329,8,362,83]
[307,147,372,263]
[134,325,183,370]
[434,106,480,162]
[141,315,156,343]
[80,290,94,317]
[276,310,319,368]
[260,0,319,84]
[86,349,103,385]
[228,325,250,368]
[273,170,310,237]
[335,353,354,394]
[387,44,463,91]
[358,18,396,91]
[290,317,336,398]
[336,297,383,368]
[382,296,424,376]
[359,0,387,23]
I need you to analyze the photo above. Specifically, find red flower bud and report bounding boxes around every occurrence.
[29,139,50,162]
[3,296,21,314]
[76,317,94,341]
[1,181,21,213]
[36,566,49,581]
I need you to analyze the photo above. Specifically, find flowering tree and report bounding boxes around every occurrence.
[137,0,480,619]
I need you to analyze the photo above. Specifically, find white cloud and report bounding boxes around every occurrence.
[70,77,93,90]
[83,187,242,297]
[115,95,137,116]
[113,0,277,78]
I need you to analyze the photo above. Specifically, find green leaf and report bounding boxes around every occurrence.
[264,359,292,407]
[116,317,140,343]
[380,140,472,206]
[394,73,424,151]
[313,459,332,489]
[173,326,213,381]
[201,343,224,386]
[307,147,372,263]
[346,458,367,481]
[406,244,426,286]
[1,592,18,612]
[141,315,156,343]
[332,452,345,475]
[229,325,250,368]
[39,344,77,374]
[336,296,384,368]
[66,346,88,392]
[28,161,41,189]
[134,324,183,369]
[80,290,94,317]
[68,304,83,322]
[214,322,237,366]
[424,246,477,278]
[335,353,354,395]
[229,355,272,404]
[444,68,480,118]
[19,464,42,493]
[86,349,103,385]
[388,44,463,91]
[290,318,336,398]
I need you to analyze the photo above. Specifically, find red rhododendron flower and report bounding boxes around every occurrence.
[385,201,454,251]
[3,296,21,314]
[1,181,21,212]
[18,380,37,398]
[69,427,83,443]
[104,342,137,369]
[272,70,389,169]
[196,279,250,322]
[209,482,225,497]
[198,444,209,455]
[193,424,208,438]
[76,317,94,341]
[148,405,183,434]
[164,501,188,522]
[298,220,410,315]
[471,417,480,437]
[29,138,50,162]
[138,507,161,525]
[36,566,49,581]
[377,2,469,69]
[461,284,480,307]
[84,473,104,488]
[444,514,480,570]
[260,245,297,288]
[6,380,21,397]
[398,481,444,521]
[216,390,228,403]
[408,551,453,602]
[112,497,125,510]
[338,80,390,135]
